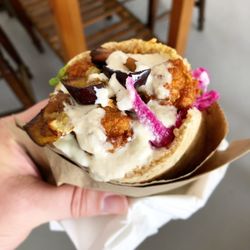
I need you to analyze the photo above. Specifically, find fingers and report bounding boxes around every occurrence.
[28,180,128,226]
[3,100,49,168]
[70,188,128,218]
[15,99,48,123]
[7,101,129,224]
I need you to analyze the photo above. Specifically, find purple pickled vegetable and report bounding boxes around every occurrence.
[192,67,210,92]
[192,67,219,110]
[90,47,112,68]
[194,90,220,111]
[126,76,176,147]
[175,109,188,128]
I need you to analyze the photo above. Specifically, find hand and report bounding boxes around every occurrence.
[0,101,128,250]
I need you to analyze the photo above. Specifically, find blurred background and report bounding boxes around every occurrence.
[0,0,249,249]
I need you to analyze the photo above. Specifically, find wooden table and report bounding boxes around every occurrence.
[49,0,195,60]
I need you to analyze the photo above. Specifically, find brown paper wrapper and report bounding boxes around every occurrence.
[13,104,250,197]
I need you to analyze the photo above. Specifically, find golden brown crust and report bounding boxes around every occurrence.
[102,38,180,60]
[166,59,200,108]
[66,58,93,79]
[101,106,133,151]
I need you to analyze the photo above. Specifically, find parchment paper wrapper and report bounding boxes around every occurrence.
[49,150,229,250]
[42,138,250,197]
[46,139,250,250]
[14,103,250,197]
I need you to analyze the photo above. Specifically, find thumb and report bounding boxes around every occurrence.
[16,99,48,123]
[28,180,128,226]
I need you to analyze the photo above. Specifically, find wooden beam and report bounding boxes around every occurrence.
[0,51,34,109]
[147,0,159,32]
[168,0,195,55]
[49,0,87,62]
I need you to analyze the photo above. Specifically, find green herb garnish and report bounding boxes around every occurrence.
[58,66,67,78]
[49,77,60,86]
[49,65,67,87]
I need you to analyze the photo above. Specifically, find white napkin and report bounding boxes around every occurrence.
[50,140,228,250]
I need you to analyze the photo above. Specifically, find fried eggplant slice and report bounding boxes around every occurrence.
[62,80,105,105]
[62,57,105,105]
[90,47,113,67]
[24,92,73,146]
[103,66,150,88]
[101,106,133,151]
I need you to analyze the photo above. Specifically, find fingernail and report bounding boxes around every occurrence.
[101,194,128,214]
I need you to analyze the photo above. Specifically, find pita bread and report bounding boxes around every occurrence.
[62,39,209,184]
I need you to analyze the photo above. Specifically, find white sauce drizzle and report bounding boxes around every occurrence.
[108,74,133,111]
[94,87,109,107]
[64,104,111,155]
[55,82,69,93]
[106,51,129,72]
[128,53,169,69]
[90,122,154,181]
[53,134,90,166]
[87,73,108,83]
[61,105,157,182]
[141,63,172,99]
[148,100,177,128]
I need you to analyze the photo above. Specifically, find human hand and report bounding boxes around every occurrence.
[0,101,128,250]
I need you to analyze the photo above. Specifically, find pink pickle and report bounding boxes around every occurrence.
[194,90,220,111]
[126,66,219,147]
[192,67,210,92]
[126,77,180,147]
[192,67,220,110]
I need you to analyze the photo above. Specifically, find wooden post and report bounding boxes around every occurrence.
[168,0,195,56]
[49,0,87,62]
[197,0,206,31]
[147,0,159,32]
